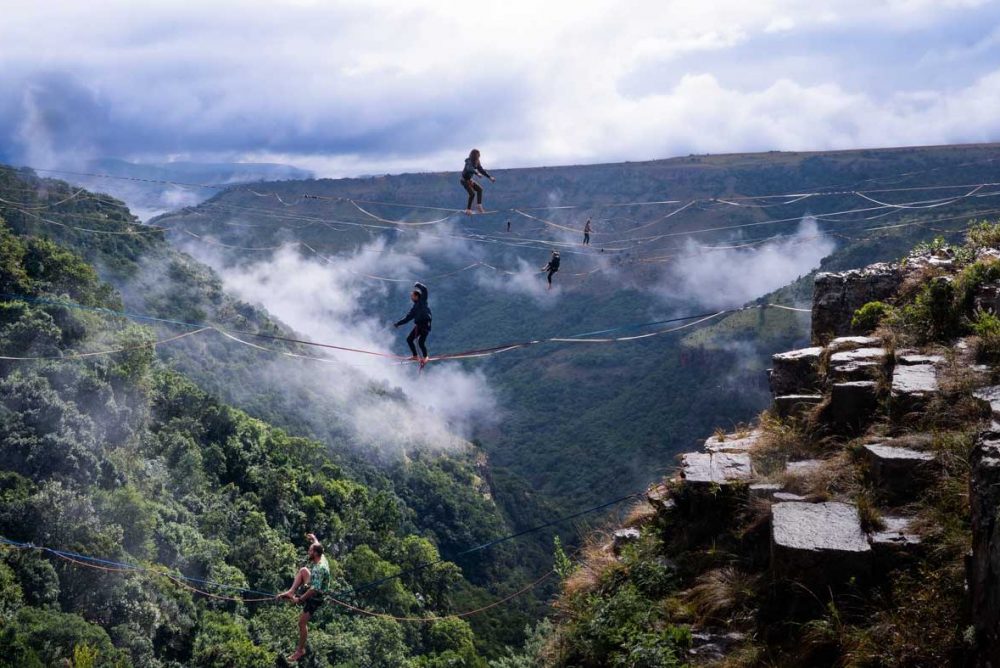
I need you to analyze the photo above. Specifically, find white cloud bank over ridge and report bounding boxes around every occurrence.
[0,0,998,175]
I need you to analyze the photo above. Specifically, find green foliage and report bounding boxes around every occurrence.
[192,611,273,667]
[966,221,1000,250]
[971,308,1000,363]
[0,607,128,667]
[851,300,894,333]
[552,537,573,581]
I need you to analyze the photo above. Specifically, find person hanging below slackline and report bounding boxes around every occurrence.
[394,282,432,368]
[461,148,496,215]
[583,219,592,245]
[542,251,561,290]
[277,532,331,663]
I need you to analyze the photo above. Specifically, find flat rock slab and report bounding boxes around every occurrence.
[681,452,753,486]
[770,347,824,395]
[828,347,887,382]
[773,492,809,502]
[785,459,825,476]
[828,336,881,352]
[750,483,782,500]
[870,516,921,549]
[646,484,676,513]
[891,364,938,396]
[774,394,824,419]
[772,502,871,553]
[896,352,945,366]
[772,502,872,585]
[704,430,760,453]
[862,444,935,502]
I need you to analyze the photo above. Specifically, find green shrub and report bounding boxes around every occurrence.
[851,301,894,333]
[971,308,1000,364]
[966,221,1000,250]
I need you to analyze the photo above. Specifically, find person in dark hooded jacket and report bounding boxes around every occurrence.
[542,251,561,289]
[394,282,432,366]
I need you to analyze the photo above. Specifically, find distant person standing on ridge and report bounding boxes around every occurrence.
[394,282,432,367]
[542,251,561,290]
[278,532,330,663]
[583,219,592,245]
[461,148,495,215]
[506,219,511,232]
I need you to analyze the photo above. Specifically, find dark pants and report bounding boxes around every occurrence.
[583,233,590,245]
[461,178,483,209]
[547,269,558,285]
[407,324,430,357]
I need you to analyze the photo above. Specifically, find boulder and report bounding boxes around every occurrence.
[827,381,880,433]
[890,364,938,415]
[688,629,746,665]
[769,347,824,395]
[611,528,641,555]
[812,263,901,344]
[681,452,753,488]
[771,502,872,585]
[974,281,1000,315]
[704,430,760,453]
[973,386,1000,429]
[646,483,676,514]
[861,444,935,503]
[870,515,922,562]
[774,394,824,419]
[969,431,1000,661]
[828,347,887,383]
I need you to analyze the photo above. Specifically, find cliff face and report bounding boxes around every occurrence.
[543,230,1000,667]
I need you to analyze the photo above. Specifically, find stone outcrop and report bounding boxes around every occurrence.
[704,430,760,453]
[828,347,887,383]
[861,443,936,503]
[891,364,938,414]
[827,381,879,432]
[812,263,901,344]
[681,452,753,487]
[771,502,872,585]
[970,431,1000,662]
[611,528,641,555]
[769,347,823,395]
[973,386,1000,429]
[773,394,823,418]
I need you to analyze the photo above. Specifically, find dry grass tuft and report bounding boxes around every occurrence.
[559,532,621,600]
[684,566,762,624]
[623,500,657,528]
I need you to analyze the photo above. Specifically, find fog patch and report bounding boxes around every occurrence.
[659,217,835,309]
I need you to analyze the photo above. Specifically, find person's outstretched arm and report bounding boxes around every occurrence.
[395,306,416,327]
[476,163,495,181]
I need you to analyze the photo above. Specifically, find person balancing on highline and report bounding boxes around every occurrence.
[583,218,592,245]
[461,148,495,215]
[278,532,331,663]
[394,282,432,368]
[542,251,561,290]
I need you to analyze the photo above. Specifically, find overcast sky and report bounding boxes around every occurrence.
[2,0,999,177]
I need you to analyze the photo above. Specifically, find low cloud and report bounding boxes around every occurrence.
[659,216,835,309]
[177,239,497,456]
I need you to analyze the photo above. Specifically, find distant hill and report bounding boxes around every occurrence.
[38,157,313,220]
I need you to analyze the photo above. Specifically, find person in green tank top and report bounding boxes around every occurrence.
[278,532,330,663]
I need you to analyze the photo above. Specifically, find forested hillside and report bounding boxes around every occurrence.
[0,168,562,665]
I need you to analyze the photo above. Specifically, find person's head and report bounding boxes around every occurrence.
[469,148,481,162]
[411,289,421,302]
[308,542,324,562]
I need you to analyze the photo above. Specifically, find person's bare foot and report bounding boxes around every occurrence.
[419,357,428,369]
[287,649,306,662]
[277,591,294,600]
[464,209,473,215]
[476,204,486,214]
